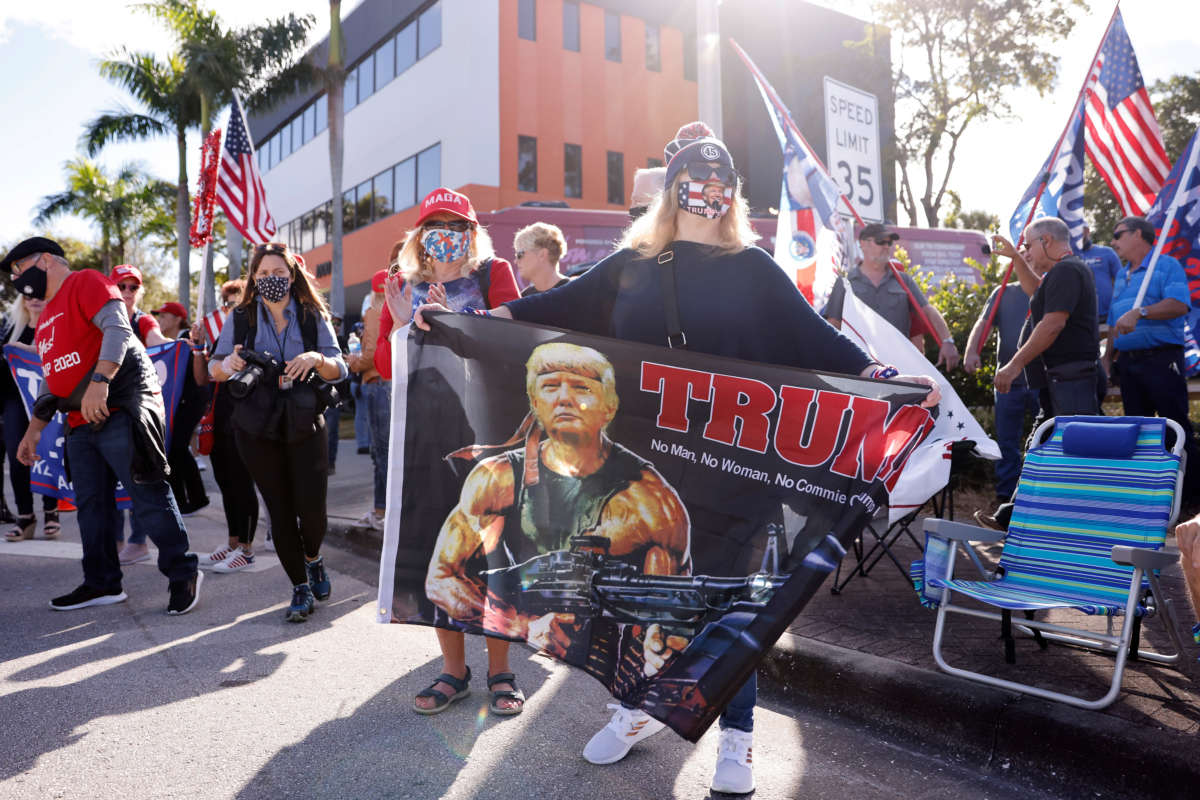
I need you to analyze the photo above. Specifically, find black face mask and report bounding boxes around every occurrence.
[12,261,47,300]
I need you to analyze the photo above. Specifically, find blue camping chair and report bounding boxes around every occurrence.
[915,416,1189,710]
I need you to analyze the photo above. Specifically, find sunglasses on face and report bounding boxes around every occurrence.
[424,220,472,232]
[684,163,736,185]
[1112,229,1131,239]
[117,282,139,293]
[873,238,896,246]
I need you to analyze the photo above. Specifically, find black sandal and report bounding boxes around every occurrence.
[487,672,525,716]
[5,514,37,542]
[43,511,61,539]
[413,666,471,715]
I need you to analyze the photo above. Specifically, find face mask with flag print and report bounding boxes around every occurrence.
[677,180,733,220]
[422,228,471,263]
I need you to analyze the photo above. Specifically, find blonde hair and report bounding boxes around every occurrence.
[397,223,496,285]
[619,173,757,258]
[525,342,618,415]
[514,223,568,264]
[5,296,30,336]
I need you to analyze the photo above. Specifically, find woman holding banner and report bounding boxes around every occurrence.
[380,187,526,717]
[1,294,60,540]
[412,135,939,794]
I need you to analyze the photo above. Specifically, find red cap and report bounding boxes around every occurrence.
[110,264,143,286]
[371,269,388,293]
[152,301,188,320]
[415,187,477,226]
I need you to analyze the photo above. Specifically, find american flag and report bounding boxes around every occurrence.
[1082,10,1170,216]
[216,94,277,244]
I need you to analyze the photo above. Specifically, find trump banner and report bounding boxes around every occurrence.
[377,314,935,741]
[4,340,190,503]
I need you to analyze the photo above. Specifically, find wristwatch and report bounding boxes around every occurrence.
[1138,306,1149,318]
[90,373,111,385]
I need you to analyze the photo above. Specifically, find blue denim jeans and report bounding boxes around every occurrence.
[66,411,196,592]
[992,384,1040,500]
[353,381,371,450]
[363,380,391,510]
[325,406,341,468]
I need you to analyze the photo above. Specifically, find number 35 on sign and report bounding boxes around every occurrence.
[823,77,883,223]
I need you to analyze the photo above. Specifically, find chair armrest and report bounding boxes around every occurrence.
[1110,545,1178,571]
[923,518,1006,543]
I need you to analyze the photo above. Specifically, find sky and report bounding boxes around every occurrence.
[2,0,1198,283]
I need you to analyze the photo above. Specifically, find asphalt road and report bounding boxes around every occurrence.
[0,534,1062,800]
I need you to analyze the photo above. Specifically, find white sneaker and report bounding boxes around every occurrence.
[212,547,256,573]
[199,545,236,570]
[582,703,666,765]
[711,728,754,794]
[354,510,383,531]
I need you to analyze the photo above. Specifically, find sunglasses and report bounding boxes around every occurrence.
[873,238,896,246]
[117,282,140,293]
[1111,229,1131,239]
[684,163,737,185]
[424,220,472,232]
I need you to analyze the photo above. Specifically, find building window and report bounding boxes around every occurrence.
[280,123,293,159]
[606,151,624,205]
[647,157,663,169]
[418,2,442,59]
[375,35,396,89]
[342,187,357,232]
[395,156,416,210]
[396,24,417,74]
[518,0,536,41]
[290,117,303,152]
[301,213,315,251]
[604,12,621,62]
[683,32,696,81]
[373,166,394,219]
[562,1,579,52]
[518,135,538,192]
[258,147,266,172]
[416,142,442,201]
[269,133,280,168]
[357,53,376,103]
[302,104,316,144]
[564,143,582,198]
[645,24,660,71]
[355,178,373,227]
[316,201,331,245]
[315,95,328,132]
[344,68,359,112]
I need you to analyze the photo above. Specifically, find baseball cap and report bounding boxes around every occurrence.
[111,264,143,285]
[151,301,188,319]
[0,236,65,274]
[858,223,899,242]
[416,187,478,226]
[664,137,735,191]
[371,268,388,293]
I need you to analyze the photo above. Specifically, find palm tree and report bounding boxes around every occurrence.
[35,158,176,270]
[84,50,200,307]
[145,0,314,315]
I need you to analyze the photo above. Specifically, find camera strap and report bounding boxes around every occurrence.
[656,249,687,349]
[232,303,320,354]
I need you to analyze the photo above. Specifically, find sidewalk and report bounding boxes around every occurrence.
[325,447,1200,798]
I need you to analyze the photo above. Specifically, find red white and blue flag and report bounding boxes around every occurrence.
[216,94,277,244]
[1082,10,1170,216]
[731,39,850,309]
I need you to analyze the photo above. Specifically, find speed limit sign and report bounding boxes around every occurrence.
[823,77,883,222]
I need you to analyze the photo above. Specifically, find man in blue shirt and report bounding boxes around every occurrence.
[1075,224,1122,320]
[1104,215,1200,494]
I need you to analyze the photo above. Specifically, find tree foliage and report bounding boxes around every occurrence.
[941,190,1000,232]
[872,0,1085,228]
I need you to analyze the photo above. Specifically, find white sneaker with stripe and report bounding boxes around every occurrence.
[582,703,666,765]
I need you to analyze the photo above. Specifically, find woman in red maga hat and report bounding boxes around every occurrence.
[379,187,524,717]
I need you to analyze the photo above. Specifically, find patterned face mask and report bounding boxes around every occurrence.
[255,275,291,303]
[422,228,471,263]
[677,180,733,220]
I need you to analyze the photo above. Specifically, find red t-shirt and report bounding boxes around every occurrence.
[35,269,122,427]
[373,257,519,380]
[133,310,161,345]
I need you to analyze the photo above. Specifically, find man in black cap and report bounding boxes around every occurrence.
[2,237,201,614]
[823,223,960,369]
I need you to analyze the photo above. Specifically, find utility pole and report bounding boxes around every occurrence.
[696,0,723,138]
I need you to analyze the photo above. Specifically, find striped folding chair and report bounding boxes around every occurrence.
[917,416,1189,710]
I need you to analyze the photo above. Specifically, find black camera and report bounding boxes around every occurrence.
[228,348,341,409]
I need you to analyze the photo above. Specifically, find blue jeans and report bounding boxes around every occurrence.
[353,381,371,450]
[363,380,391,510]
[66,411,196,592]
[993,385,1040,500]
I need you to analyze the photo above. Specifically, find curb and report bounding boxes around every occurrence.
[762,632,1200,799]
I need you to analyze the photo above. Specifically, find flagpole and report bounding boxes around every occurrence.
[974,1,1122,356]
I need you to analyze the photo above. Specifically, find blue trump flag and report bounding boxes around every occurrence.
[1009,108,1087,249]
[3,340,190,503]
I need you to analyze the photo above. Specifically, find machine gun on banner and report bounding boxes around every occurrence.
[481,526,793,636]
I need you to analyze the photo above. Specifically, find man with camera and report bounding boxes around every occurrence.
[2,237,201,614]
